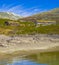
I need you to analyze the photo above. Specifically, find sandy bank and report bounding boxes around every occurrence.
[0,34,59,53]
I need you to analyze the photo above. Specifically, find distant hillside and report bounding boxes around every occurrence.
[19,8,59,23]
[31,8,59,22]
[0,12,22,20]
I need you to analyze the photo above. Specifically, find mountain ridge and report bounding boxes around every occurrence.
[0,8,59,21]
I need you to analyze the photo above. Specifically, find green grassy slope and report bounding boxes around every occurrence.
[0,18,59,35]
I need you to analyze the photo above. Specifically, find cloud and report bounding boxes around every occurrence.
[0,4,14,12]
[8,5,23,12]
[0,4,47,17]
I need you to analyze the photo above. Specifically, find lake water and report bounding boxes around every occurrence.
[0,51,59,65]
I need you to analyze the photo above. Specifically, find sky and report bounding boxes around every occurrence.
[0,0,59,17]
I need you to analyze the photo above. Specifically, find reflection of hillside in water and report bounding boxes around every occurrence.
[25,52,59,65]
[0,51,59,65]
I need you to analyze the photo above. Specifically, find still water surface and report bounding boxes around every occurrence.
[0,51,59,65]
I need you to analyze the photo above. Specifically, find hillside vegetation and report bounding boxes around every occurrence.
[0,19,59,35]
[0,8,59,35]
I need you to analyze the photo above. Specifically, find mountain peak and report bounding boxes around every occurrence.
[0,12,22,20]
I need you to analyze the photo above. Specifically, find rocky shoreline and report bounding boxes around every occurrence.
[0,34,59,53]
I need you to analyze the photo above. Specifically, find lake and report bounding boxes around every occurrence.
[0,51,59,65]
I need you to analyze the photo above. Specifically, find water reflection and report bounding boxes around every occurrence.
[0,51,59,65]
[25,52,59,65]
